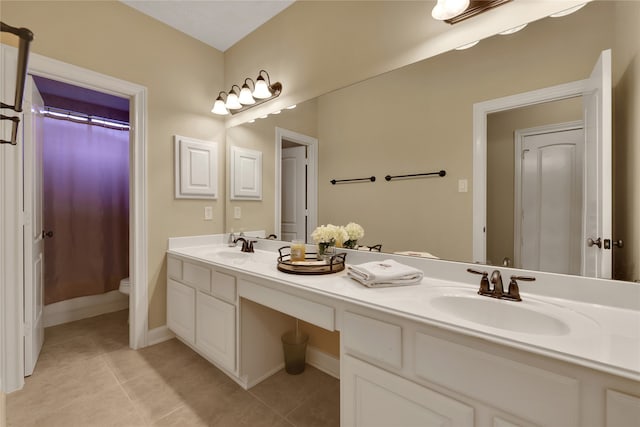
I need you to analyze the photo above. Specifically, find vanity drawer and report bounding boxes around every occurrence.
[167,256,182,280]
[211,270,236,304]
[183,261,212,293]
[343,311,402,369]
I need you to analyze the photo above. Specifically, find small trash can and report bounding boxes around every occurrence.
[281,330,309,375]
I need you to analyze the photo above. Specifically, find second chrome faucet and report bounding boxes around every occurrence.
[467,268,535,302]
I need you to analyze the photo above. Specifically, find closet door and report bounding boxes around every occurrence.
[23,75,45,376]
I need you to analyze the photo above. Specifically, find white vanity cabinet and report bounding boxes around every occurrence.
[166,255,237,373]
[341,306,640,427]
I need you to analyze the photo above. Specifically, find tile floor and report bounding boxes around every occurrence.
[7,310,340,426]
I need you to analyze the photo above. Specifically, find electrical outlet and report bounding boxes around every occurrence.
[234,206,241,219]
[204,206,213,220]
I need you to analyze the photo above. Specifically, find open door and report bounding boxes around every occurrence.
[23,75,45,376]
[581,49,612,278]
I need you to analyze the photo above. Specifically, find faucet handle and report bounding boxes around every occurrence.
[247,240,257,253]
[467,268,490,295]
[505,275,536,301]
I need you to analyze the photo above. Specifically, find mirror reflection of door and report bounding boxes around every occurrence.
[515,123,584,275]
[281,142,307,241]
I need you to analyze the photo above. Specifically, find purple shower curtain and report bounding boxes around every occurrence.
[43,117,130,305]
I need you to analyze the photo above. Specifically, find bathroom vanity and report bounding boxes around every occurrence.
[166,235,640,427]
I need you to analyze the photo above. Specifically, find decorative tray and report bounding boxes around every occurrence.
[277,246,347,275]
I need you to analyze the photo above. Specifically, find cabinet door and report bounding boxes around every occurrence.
[196,292,236,372]
[167,279,195,344]
[342,355,473,427]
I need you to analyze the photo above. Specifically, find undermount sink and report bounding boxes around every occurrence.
[430,293,571,336]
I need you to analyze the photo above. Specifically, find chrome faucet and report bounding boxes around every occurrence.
[467,268,535,301]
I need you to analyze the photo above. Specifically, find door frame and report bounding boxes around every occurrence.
[274,127,318,243]
[513,120,584,269]
[472,79,587,264]
[0,47,148,393]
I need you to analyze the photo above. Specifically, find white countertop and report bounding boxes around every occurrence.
[167,236,640,382]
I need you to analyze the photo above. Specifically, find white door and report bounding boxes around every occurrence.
[281,145,306,241]
[582,49,612,278]
[23,76,45,376]
[516,125,583,275]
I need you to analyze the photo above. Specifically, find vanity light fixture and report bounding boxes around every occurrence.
[211,69,282,115]
[431,0,470,21]
[433,0,512,25]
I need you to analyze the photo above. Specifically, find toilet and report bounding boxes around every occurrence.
[119,277,131,295]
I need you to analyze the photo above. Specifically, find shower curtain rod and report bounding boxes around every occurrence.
[43,107,130,131]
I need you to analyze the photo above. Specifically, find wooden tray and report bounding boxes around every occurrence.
[277,246,346,275]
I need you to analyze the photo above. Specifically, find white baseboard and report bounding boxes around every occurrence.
[307,346,340,379]
[147,325,175,346]
[43,290,129,327]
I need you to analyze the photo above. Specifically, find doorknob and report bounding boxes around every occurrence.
[42,230,53,238]
[613,239,624,248]
[586,237,602,248]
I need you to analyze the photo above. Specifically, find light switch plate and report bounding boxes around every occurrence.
[458,179,468,193]
[204,206,213,220]
[234,206,242,219]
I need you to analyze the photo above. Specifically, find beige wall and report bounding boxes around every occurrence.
[613,2,640,281]
[486,99,582,267]
[2,1,226,328]
[225,99,318,234]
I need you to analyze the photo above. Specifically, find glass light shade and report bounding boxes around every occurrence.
[238,85,255,105]
[253,77,272,99]
[431,0,469,20]
[225,92,242,110]
[211,99,229,115]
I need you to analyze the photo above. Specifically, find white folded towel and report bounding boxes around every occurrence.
[347,259,423,287]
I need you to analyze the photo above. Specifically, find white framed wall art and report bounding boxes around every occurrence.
[230,146,262,200]
[174,135,218,199]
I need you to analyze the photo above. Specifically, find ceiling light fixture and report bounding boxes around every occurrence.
[211,69,282,116]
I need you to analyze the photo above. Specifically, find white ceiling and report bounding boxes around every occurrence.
[120,0,295,52]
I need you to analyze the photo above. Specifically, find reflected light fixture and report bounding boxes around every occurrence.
[550,3,587,18]
[499,23,527,35]
[211,69,282,115]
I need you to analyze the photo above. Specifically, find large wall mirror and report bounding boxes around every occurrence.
[225,1,638,283]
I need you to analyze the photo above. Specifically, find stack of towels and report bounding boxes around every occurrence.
[347,259,424,288]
